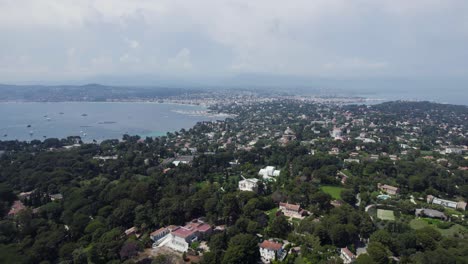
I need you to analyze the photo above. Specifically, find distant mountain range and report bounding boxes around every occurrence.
[1,74,467,104]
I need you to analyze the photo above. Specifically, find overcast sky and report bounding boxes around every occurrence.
[1,0,468,84]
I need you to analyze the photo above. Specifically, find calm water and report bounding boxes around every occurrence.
[0,102,217,142]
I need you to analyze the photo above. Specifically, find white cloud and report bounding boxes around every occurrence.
[324,58,388,71]
[119,53,140,63]
[125,38,140,49]
[167,48,192,70]
[0,0,467,82]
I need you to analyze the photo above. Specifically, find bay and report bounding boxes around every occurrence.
[0,102,219,142]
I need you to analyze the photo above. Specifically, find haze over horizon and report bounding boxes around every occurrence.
[1,0,468,93]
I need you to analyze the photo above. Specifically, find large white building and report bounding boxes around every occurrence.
[166,227,197,252]
[259,240,285,263]
[150,226,174,247]
[427,195,466,210]
[330,127,342,140]
[239,178,259,192]
[444,146,464,155]
[259,166,281,181]
[150,219,212,252]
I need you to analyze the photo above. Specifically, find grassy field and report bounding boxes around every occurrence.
[320,185,344,200]
[410,218,466,237]
[377,209,395,221]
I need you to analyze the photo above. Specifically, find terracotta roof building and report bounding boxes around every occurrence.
[279,202,308,219]
[8,200,26,217]
[259,240,285,263]
[340,247,356,264]
[378,183,400,195]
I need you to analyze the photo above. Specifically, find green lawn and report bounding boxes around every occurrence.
[266,207,279,221]
[377,209,395,221]
[410,218,466,237]
[320,186,344,200]
[444,208,464,216]
[420,150,434,156]
[341,169,354,177]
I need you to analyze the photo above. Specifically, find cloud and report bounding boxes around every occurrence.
[125,38,140,49]
[0,0,467,83]
[167,48,192,70]
[119,53,140,63]
[324,58,388,71]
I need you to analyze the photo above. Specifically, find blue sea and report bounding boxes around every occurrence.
[0,102,218,142]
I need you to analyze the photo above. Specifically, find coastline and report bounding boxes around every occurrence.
[0,102,223,142]
[0,100,208,107]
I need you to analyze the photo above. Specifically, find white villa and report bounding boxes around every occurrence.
[340,247,356,264]
[150,226,175,247]
[150,219,212,252]
[444,146,464,155]
[259,240,286,263]
[330,127,342,139]
[259,166,281,180]
[427,195,466,210]
[172,155,194,166]
[239,178,259,192]
[166,226,198,252]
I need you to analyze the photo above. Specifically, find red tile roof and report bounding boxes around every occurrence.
[195,223,212,232]
[151,227,168,237]
[341,247,355,258]
[260,240,283,251]
[379,184,399,191]
[279,202,300,212]
[125,227,137,236]
[184,220,212,233]
[172,227,195,238]
[8,200,26,216]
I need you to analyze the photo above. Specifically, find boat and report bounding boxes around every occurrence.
[27,124,31,128]
[81,114,88,117]
[59,112,64,115]
[98,121,117,124]
[29,131,34,135]
[46,118,51,121]
[3,134,7,137]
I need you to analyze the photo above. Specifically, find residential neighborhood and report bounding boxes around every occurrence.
[1,99,467,263]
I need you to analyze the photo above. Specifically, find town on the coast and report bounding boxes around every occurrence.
[1,96,467,264]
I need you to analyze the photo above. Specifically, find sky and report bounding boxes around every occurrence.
[1,0,468,86]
